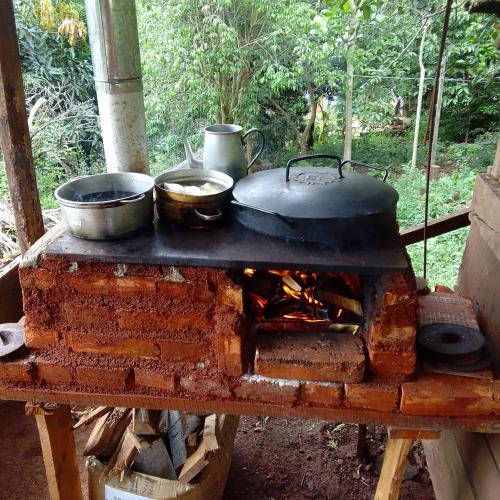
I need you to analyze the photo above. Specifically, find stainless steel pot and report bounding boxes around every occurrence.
[155,169,234,227]
[55,172,154,239]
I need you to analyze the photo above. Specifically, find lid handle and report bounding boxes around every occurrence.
[340,160,389,182]
[285,154,342,182]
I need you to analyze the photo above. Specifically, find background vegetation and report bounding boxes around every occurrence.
[1,0,499,288]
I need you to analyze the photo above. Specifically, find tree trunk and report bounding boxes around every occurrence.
[411,22,430,168]
[343,59,354,161]
[300,86,317,154]
[430,54,448,166]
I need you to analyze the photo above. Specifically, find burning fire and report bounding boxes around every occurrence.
[244,268,360,325]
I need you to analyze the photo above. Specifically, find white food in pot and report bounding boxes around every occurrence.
[162,181,224,196]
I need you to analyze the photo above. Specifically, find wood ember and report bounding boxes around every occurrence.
[246,269,363,324]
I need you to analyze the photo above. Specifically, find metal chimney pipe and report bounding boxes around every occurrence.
[85,0,149,174]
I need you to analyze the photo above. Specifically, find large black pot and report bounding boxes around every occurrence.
[231,154,399,249]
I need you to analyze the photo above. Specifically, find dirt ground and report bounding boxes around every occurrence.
[0,401,435,500]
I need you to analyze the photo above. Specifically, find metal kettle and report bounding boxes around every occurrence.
[182,124,265,181]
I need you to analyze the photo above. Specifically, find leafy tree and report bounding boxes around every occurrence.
[138,0,336,154]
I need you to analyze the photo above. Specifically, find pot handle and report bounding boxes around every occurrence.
[231,199,293,226]
[118,193,145,204]
[285,154,342,181]
[192,208,223,222]
[340,160,389,182]
[242,128,266,172]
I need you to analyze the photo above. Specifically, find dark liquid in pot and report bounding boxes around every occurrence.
[75,190,137,202]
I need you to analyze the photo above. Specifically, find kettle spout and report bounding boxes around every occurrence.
[182,138,203,169]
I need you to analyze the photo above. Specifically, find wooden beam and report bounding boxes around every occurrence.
[2,385,499,433]
[400,207,471,246]
[35,404,83,500]
[0,256,23,323]
[374,437,413,500]
[0,1,44,254]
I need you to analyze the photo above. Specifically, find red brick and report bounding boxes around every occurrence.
[34,360,72,385]
[24,326,60,348]
[156,280,214,302]
[365,269,418,351]
[76,366,131,390]
[0,358,33,383]
[117,310,211,332]
[254,333,365,383]
[217,335,242,376]
[367,343,415,380]
[180,377,232,398]
[233,374,299,404]
[299,381,343,407]
[219,286,243,312]
[158,340,209,362]
[19,268,57,290]
[66,333,159,359]
[134,369,177,391]
[62,304,115,328]
[67,274,156,296]
[345,382,399,412]
[401,374,500,417]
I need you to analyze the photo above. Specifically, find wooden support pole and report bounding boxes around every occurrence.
[356,423,368,458]
[35,404,83,500]
[374,437,413,500]
[375,428,441,500]
[0,0,44,254]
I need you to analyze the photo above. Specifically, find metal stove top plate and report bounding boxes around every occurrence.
[45,220,408,274]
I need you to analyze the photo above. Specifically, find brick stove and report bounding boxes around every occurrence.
[17,220,418,409]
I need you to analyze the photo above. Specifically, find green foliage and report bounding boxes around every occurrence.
[446,132,498,171]
[392,164,476,288]
[11,2,102,209]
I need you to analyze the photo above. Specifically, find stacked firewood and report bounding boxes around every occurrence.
[74,407,220,484]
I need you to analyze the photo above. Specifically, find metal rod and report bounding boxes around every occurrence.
[423,0,454,279]
[85,0,149,174]
[0,0,45,254]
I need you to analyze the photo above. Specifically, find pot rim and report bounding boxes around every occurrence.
[55,172,154,209]
[154,168,234,202]
[204,124,242,135]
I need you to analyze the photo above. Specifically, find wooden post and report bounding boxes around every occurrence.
[35,404,83,500]
[0,0,44,254]
[356,423,368,458]
[375,428,440,500]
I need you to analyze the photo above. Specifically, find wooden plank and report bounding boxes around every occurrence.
[454,431,500,500]
[388,428,440,440]
[400,207,471,246]
[178,441,209,484]
[203,414,219,451]
[83,407,131,458]
[423,430,476,500]
[1,384,500,433]
[73,406,112,430]
[374,437,413,500]
[35,404,83,500]
[0,1,44,254]
[488,139,500,180]
[0,256,23,323]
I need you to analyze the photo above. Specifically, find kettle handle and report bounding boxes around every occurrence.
[285,154,342,181]
[242,128,266,172]
[340,160,389,182]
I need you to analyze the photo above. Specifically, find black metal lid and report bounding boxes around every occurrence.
[233,156,398,219]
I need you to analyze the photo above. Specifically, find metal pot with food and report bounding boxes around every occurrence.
[55,172,154,239]
[155,169,234,227]
[231,154,399,249]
